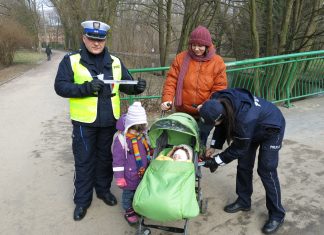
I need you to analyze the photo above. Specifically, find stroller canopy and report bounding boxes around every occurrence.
[149,112,200,152]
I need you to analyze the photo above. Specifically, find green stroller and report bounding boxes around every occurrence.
[133,112,208,235]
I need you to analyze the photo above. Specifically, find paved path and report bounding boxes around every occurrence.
[0,50,323,235]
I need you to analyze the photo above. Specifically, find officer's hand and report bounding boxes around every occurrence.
[204,157,219,173]
[161,101,172,111]
[90,79,104,92]
[135,78,146,93]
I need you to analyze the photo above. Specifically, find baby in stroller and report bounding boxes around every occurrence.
[155,144,193,162]
[133,112,207,235]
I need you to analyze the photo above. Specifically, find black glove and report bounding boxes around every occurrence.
[90,79,104,92]
[135,78,146,93]
[204,157,219,173]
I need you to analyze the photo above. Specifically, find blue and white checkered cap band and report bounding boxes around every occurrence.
[84,28,107,36]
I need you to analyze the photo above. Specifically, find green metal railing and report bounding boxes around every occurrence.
[124,50,324,107]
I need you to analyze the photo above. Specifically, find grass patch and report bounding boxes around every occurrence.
[13,49,45,64]
[0,50,46,84]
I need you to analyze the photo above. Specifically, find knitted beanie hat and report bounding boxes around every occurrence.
[124,102,148,134]
[199,99,225,125]
[189,26,212,47]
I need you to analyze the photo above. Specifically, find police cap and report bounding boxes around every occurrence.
[81,20,110,40]
[199,99,225,125]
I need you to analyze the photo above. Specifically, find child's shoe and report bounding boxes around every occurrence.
[124,207,138,225]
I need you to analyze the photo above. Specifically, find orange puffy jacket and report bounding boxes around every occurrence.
[162,51,227,118]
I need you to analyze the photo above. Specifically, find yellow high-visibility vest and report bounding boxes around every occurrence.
[69,53,121,123]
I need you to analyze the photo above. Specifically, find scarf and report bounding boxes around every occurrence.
[126,132,152,171]
[175,46,216,107]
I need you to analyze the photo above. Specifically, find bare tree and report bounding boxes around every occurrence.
[265,0,273,56]
[50,0,119,50]
[177,0,218,53]
[249,0,259,58]
[277,0,295,54]
[157,0,172,67]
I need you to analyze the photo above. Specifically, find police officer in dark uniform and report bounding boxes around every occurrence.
[54,20,146,221]
[199,88,285,234]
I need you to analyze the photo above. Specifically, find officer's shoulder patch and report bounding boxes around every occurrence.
[65,49,81,57]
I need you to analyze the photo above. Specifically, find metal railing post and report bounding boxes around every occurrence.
[284,61,298,108]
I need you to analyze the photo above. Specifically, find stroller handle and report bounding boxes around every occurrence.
[198,161,205,167]
[161,103,172,118]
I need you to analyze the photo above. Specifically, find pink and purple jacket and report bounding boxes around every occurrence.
[112,114,150,190]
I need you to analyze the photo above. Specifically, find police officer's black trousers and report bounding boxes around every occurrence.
[72,125,116,207]
[236,126,286,221]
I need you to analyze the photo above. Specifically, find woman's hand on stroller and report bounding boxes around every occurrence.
[116,178,127,188]
[161,101,172,111]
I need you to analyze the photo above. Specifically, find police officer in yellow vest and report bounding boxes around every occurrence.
[54,20,146,221]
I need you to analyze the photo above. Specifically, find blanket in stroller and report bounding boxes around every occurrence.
[133,151,199,222]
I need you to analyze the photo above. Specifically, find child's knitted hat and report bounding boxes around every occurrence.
[124,102,148,134]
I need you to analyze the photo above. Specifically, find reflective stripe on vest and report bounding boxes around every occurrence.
[69,53,122,123]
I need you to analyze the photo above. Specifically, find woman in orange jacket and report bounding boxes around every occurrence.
[161,25,228,144]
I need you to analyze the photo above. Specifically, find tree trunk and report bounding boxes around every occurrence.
[249,0,259,58]
[177,0,203,53]
[249,0,260,96]
[265,0,273,56]
[277,0,295,54]
[163,0,172,67]
[299,0,321,52]
[157,0,166,67]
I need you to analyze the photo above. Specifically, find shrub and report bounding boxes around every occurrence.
[0,18,32,66]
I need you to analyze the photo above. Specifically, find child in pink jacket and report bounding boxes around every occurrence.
[112,102,152,225]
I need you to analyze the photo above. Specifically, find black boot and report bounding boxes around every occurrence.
[98,191,117,206]
[224,201,251,213]
[73,206,87,221]
[262,219,284,234]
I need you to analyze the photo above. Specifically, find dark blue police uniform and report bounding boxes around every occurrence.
[54,43,142,208]
[210,88,286,222]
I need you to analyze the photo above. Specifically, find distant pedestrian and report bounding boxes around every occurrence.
[45,45,52,61]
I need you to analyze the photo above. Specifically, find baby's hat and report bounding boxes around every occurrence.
[173,149,189,161]
[170,144,193,161]
[124,102,147,133]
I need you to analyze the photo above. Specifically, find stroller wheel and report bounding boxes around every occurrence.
[136,228,151,235]
[199,198,208,214]
[143,229,151,235]
[139,228,151,235]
